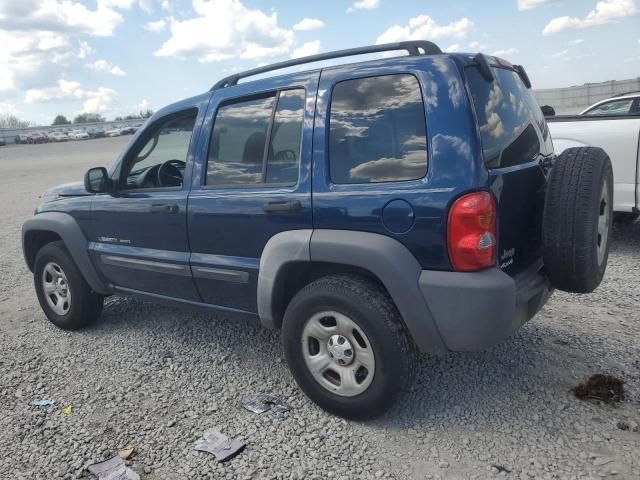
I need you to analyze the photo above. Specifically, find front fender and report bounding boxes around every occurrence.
[22,212,111,295]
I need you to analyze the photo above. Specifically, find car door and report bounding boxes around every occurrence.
[187,72,318,313]
[88,103,207,301]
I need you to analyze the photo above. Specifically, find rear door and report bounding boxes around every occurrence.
[465,64,551,276]
[187,72,318,313]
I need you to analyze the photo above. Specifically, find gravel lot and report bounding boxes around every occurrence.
[0,138,639,480]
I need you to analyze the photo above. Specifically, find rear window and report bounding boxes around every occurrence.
[467,66,545,168]
[328,74,428,184]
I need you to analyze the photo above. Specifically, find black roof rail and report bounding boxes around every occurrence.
[210,40,442,91]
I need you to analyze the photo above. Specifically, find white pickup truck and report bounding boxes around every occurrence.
[547,93,640,223]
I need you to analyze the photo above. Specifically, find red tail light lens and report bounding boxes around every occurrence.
[447,191,497,272]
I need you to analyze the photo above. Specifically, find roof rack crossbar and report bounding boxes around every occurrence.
[210,41,442,91]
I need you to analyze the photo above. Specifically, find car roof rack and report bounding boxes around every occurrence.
[210,40,442,91]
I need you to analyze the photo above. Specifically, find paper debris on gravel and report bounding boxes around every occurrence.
[118,445,135,460]
[242,393,291,414]
[87,456,140,480]
[31,399,55,406]
[194,429,245,462]
[62,405,74,415]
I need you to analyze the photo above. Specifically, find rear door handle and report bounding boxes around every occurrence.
[262,200,302,213]
[150,203,179,214]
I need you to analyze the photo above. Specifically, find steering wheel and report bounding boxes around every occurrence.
[274,150,297,162]
[157,159,185,187]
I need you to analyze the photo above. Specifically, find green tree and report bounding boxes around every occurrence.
[73,113,106,124]
[52,115,71,125]
[0,113,30,129]
[140,109,154,119]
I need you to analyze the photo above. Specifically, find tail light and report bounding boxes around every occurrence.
[447,191,497,272]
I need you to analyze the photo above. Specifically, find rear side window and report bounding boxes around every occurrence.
[329,74,428,184]
[467,67,544,168]
[206,89,305,186]
[584,98,634,116]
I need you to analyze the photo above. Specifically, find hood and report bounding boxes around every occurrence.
[42,181,90,201]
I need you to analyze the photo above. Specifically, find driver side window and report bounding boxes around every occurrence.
[123,110,197,190]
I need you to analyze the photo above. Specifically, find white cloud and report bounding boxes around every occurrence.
[138,99,152,111]
[376,15,474,44]
[468,40,489,50]
[446,44,461,52]
[552,49,569,58]
[293,17,325,31]
[518,0,557,10]
[0,101,20,116]
[155,0,294,62]
[0,0,127,37]
[83,87,117,113]
[569,38,585,45]
[347,0,380,13]
[291,40,321,58]
[25,79,117,114]
[144,19,166,32]
[86,59,126,76]
[543,0,639,35]
[491,47,520,57]
[0,30,92,91]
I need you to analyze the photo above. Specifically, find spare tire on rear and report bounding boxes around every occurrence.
[542,146,613,293]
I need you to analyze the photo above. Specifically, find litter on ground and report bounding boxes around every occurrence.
[31,399,55,407]
[87,455,140,480]
[194,428,245,462]
[242,393,291,414]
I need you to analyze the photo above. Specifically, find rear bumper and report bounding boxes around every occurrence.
[419,264,552,351]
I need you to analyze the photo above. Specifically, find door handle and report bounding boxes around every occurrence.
[262,200,302,213]
[150,203,179,214]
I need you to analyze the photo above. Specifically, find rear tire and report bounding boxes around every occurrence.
[34,241,103,330]
[542,147,613,293]
[281,274,418,420]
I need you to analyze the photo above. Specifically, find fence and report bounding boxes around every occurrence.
[2,77,640,142]
[532,77,640,115]
[0,118,143,144]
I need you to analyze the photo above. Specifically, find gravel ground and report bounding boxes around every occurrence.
[0,139,639,480]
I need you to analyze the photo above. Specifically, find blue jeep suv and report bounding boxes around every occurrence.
[22,41,613,419]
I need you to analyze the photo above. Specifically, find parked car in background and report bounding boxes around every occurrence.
[27,132,49,144]
[68,130,90,140]
[48,131,69,142]
[22,42,614,419]
[14,134,30,144]
[87,128,106,139]
[547,92,640,223]
[120,126,138,135]
[105,128,121,137]
[579,92,640,116]
[0,137,6,146]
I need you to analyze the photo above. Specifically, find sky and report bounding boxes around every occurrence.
[0,0,638,125]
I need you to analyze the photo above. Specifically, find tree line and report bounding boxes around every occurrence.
[0,109,154,129]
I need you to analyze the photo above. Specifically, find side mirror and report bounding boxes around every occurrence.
[84,167,112,193]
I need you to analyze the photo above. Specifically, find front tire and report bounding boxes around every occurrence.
[282,274,417,420]
[34,241,103,330]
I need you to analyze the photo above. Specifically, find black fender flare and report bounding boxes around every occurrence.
[257,229,447,354]
[22,212,111,295]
